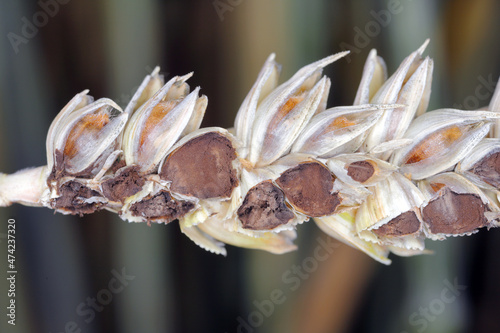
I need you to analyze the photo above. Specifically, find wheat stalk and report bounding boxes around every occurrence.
[1,41,500,264]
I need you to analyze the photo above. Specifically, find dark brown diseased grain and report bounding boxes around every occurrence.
[53,181,104,215]
[470,151,500,189]
[160,132,238,199]
[372,211,420,237]
[347,160,375,183]
[275,162,340,217]
[422,188,488,235]
[101,166,145,202]
[130,191,195,223]
[238,181,295,230]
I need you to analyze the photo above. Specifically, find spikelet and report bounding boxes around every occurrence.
[2,41,500,264]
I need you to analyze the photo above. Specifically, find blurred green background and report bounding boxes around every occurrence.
[1,0,500,332]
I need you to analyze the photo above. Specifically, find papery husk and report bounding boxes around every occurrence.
[199,216,297,254]
[315,210,391,265]
[180,214,298,256]
[124,66,164,115]
[353,49,387,105]
[49,95,127,177]
[180,222,228,255]
[326,153,396,187]
[249,76,330,166]
[388,246,433,257]
[291,104,394,158]
[488,76,500,138]
[367,57,433,160]
[234,54,280,150]
[122,74,207,173]
[46,90,93,174]
[248,52,348,167]
[362,40,431,156]
[391,109,500,180]
[355,172,425,250]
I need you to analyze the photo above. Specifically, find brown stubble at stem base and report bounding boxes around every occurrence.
[275,162,341,217]
[159,132,239,199]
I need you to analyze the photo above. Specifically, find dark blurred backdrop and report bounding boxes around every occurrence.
[1,0,500,332]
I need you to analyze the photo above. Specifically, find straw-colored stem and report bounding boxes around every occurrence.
[0,166,47,207]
